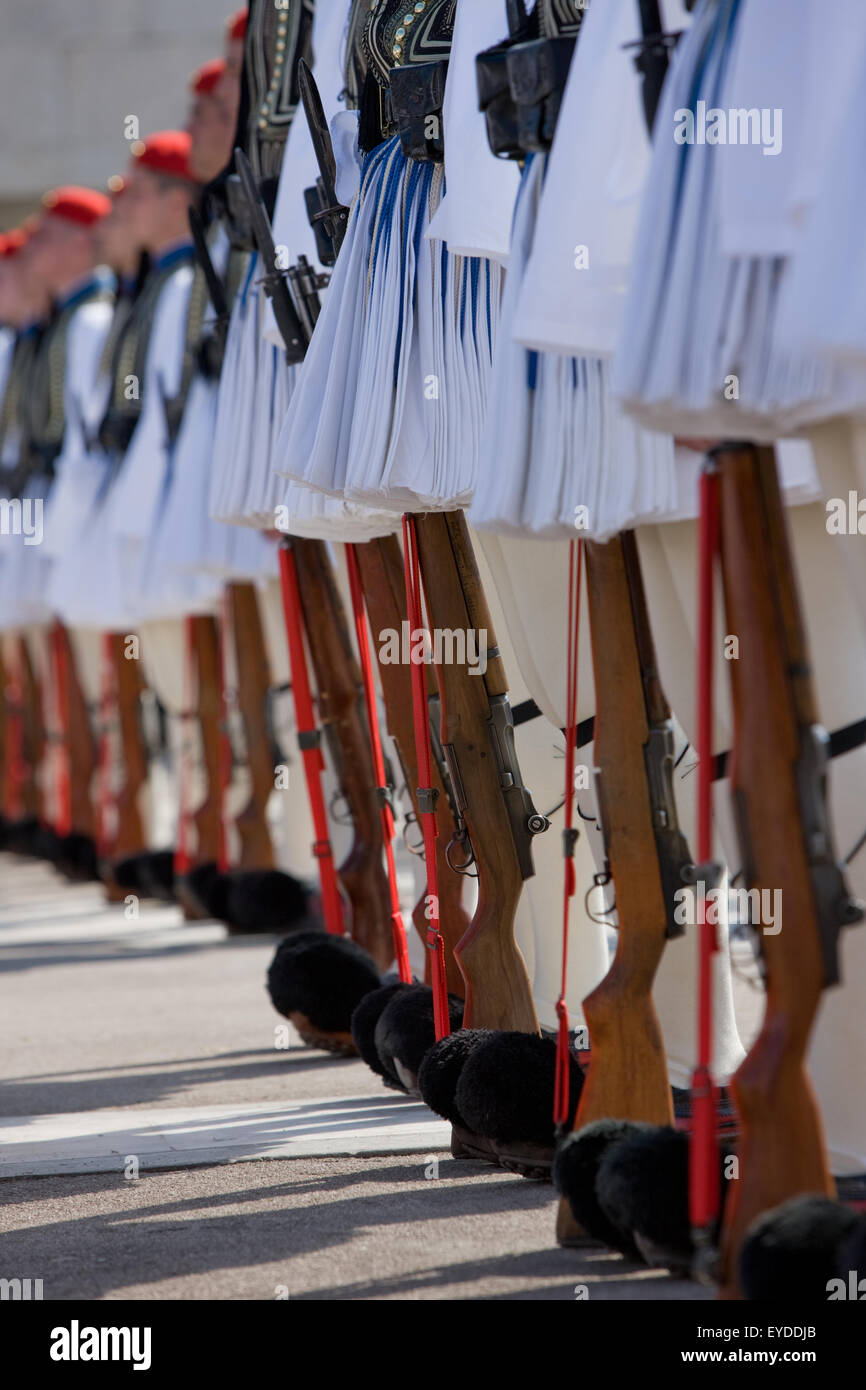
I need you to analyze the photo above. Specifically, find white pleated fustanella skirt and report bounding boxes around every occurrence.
[273,134,501,515]
[469,154,676,543]
[611,0,866,440]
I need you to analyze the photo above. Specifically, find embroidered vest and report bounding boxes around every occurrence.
[16,277,113,486]
[98,251,194,457]
[350,0,457,154]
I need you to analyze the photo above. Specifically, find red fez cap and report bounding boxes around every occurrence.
[0,227,28,257]
[227,8,247,41]
[192,58,227,95]
[41,186,111,226]
[130,130,198,184]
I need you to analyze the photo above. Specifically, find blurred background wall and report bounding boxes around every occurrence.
[0,0,228,227]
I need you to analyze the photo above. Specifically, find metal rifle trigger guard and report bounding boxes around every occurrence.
[329,790,353,826]
[446,829,477,877]
[585,867,615,925]
[402,811,425,857]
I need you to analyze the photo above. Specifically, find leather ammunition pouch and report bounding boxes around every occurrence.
[506,36,577,154]
[476,43,523,160]
[388,60,449,163]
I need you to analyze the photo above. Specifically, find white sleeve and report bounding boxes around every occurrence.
[426,0,519,264]
[63,299,113,454]
[108,266,194,540]
[513,0,692,359]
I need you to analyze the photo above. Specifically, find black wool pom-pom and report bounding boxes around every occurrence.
[417,1029,494,1126]
[351,982,413,1080]
[835,1215,866,1292]
[554,1120,651,1255]
[455,1031,582,1145]
[139,850,177,901]
[223,869,310,933]
[596,1125,698,1268]
[2,818,43,856]
[182,865,310,933]
[22,822,61,860]
[111,853,147,892]
[374,985,465,1093]
[56,832,100,882]
[740,1195,859,1301]
[266,933,380,1033]
[182,861,224,918]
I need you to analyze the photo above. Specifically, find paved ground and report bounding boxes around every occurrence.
[0,853,709,1301]
[0,1160,709,1301]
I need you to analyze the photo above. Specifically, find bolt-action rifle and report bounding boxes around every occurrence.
[287,536,393,970]
[105,631,147,868]
[51,623,97,841]
[414,511,547,1033]
[185,615,223,874]
[234,147,308,365]
[18,636,44,820]
[225,582,276,871]
[353,533,470,993]
[0,643,6,813]
[556,530,692,1240]
[714,444,862,1297]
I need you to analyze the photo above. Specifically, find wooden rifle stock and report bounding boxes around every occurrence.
[226,583,275,870]
[189,615,223,867]
[716,445,860,1297]
[354,534,470,994]
[18,636,43,820]
[55,625,97,838]
[556,533,678,1243]
[414,511,539,1033]
[108,632,147,862]
[0,643,6,813]
[575,534,677,1120]
[290,537,393,971]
